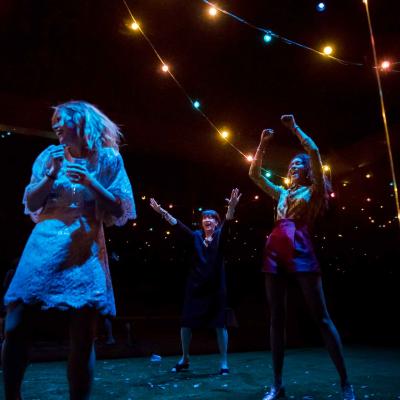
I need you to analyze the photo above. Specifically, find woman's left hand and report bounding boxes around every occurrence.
[66,163,93,186]
[281,114,296,130]
[226,188,242,209]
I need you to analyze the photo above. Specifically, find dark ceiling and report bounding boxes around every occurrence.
[0,0,399,172]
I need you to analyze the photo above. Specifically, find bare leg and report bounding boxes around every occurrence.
[296,274,349,386]
[104,318,115,345]
[265,274,287,388]
[179,327,192,364]
[216,328,228,369]
[1,303,32,400]
[68,308,97,400]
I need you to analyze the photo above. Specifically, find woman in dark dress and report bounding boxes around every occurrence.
[150,188,241,374]
[249,115,355,400]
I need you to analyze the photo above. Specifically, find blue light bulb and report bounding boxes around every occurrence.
[317,2,326,12]
[263,33,272,43]
[193,100,200,109]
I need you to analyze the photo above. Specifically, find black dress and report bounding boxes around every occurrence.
[174,220,230,329]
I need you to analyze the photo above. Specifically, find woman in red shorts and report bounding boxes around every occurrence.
[249,115,355,400]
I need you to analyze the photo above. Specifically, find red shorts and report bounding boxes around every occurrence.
[263,219,320,274]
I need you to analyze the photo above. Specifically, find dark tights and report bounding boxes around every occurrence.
[265,273,349,387]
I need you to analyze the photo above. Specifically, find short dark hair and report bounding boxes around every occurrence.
[201,209,221,225]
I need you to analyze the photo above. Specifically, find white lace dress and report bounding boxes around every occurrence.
[4,145,136,316]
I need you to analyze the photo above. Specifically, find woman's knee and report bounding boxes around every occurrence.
[315,315,333,329]
[4,304,30,339]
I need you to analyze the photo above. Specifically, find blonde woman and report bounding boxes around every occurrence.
[2,101,136,400]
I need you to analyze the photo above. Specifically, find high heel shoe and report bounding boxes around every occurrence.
[262,385,285,400]
[342,383,356,400]
[171,362,190,372]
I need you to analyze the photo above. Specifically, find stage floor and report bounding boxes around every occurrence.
[0,346,399,399]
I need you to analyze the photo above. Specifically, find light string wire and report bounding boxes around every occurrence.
[122,0,249,160]
[121,1,334,184]
[201,0,363,67]
[363,1,400,227]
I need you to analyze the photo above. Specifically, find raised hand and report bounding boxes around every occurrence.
[149,198,163,214]
[259,129,274,148]
[280,114,296,130]
[226,188,242,209]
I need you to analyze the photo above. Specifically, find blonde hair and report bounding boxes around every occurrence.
[53,100,123,152]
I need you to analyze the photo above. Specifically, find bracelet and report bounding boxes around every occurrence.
[160,209,168,219]
[45,171,57,180]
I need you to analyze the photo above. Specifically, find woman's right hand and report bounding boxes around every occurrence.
[48,145,66,177]
[150,198,163,214]
[259,128,274,148]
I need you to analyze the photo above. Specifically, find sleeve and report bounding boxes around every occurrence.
[173,219,195,239]
[101,150,136,227]
[258,176,285,201]
[249,149,284,201]
[301,137,325,194]
[22,146,53,223]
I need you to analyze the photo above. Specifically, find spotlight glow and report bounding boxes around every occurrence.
[323,46,333,55]
[265,171,272,178]
[246,155,254,162]
[221,130,229,139]
[323,165,330,172]
[317,2,326,12]
[381,60,391,70]
[193,100,200,109]
[284,178,290,186]
[209,7,218,17]
[130,22,140,31]
[161,64,169,72]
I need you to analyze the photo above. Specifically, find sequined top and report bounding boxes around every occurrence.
[260,136,325,225]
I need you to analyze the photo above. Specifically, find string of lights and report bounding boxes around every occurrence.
[122,0,283,182]
[122,0,398,209]
[363,0,400,227]
[202,0,400,74]
[201,0,363,66]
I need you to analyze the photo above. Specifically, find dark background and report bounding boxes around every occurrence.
[0,0,399,350]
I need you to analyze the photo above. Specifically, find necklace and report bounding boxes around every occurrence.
[203,235,213,247]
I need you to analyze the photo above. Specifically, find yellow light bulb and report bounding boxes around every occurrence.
[246,155,254,162]
[130,22,140,31]
[323,46,333,55]
[221,130,229,139]
[323,165,330,172]
[209,7,218,16]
